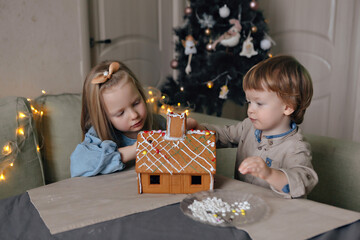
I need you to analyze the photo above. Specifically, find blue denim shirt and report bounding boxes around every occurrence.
[70,114,166,177]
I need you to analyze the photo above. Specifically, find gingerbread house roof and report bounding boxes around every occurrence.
[135,113,216,175]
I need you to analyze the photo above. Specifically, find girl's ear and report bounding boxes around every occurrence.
[284,104,295,116]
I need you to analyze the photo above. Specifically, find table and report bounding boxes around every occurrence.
[1,166,359,240]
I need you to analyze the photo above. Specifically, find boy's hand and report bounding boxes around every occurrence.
[239,156,289,192]
[238,156,272,180]
[186,117,206,130]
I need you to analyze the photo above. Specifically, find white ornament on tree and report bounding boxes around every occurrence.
[219,85,229,99]
[239,33,258,58]
[219,4,230,18]
[197,13,216,29]
[260,33,276,50]
[182,35,197,75]
[211,19,242,50]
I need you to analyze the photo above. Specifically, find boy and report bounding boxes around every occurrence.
[188,55,318,198]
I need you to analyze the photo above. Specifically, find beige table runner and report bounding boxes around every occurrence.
[28,167,360,239]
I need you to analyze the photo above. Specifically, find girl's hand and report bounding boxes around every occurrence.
[118,141,137,163]
[238,156,272,180]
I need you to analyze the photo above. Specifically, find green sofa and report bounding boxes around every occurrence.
[0,93,359,212]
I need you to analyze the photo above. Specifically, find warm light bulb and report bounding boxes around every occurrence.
[180,87,184,91]
[18,112,27,119]
[37,145,40,152]
[0,174,5,181]
[2,144,12,155]
[177,103,181,107]
[17,128,25,136]
[161,105,165,109]
[148,91,153,95]
[27,98,31,102]
[185,110,189,115]
[268,53,273,58]
[40,111,44,116]
[150,98,155,103]
[10,163,14,167]
[207,82,214,89]
[42,90,46,94]
[167,108,171,113]
[162,96,165,99]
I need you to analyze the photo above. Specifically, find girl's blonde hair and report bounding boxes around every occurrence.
[81,60,153,142]
[243,55,313,124]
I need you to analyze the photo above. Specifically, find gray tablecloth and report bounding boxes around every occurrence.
[27,166,360,240]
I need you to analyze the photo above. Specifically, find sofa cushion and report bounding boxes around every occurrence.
[306,134,360,212]
[34,93,82,183]
[0,97,44,199]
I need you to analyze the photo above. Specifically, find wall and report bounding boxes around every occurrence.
[0,0,90,99]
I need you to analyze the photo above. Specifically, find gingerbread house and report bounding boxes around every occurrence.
[135,112,216,194]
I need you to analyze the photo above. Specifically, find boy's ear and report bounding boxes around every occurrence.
[284,105,295,116]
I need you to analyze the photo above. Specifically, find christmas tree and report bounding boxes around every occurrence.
[161,0,274,116]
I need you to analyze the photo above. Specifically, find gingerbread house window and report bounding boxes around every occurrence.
[191,175,202,185]
[150,175,160,184]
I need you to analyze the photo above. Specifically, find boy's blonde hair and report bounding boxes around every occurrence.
[81,60,153,142]
[243,55,313,124]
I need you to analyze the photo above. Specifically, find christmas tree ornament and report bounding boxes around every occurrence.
[219,75,231,99]
[197,13,216,29]
[250,0,259,10]
[219,4,230,18]
[170,59,179,69]
[205,28,211,36]
[206,42,213,51]
[251,26,258,33]
[185,6,193,16]
[160,0,271,116]
[182,35,197,75]
[260,33,276,50]
[211,19,242,50]
[219,85,229,99]
[240,33,258,58]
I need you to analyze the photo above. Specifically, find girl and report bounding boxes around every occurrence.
[70,61,166,177]
[187,55,318,198]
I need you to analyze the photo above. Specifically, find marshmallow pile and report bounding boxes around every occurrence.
[188,197,251,224]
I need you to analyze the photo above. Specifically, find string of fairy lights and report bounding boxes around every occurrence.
[146,86,190,116]
[0,91,45,182]
[0,87,187,182]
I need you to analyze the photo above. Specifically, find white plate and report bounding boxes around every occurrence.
[180,189,270,228]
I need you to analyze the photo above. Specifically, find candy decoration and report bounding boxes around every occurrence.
[187,197,251,224]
